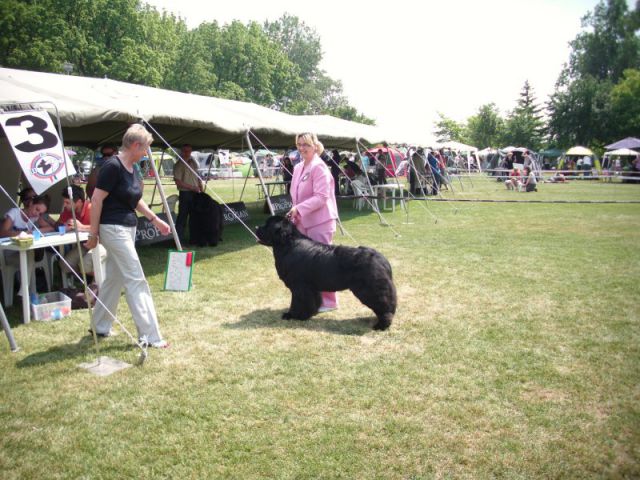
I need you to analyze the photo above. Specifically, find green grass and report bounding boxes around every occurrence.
[1,176,639,478]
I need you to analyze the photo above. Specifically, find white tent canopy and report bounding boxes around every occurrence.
[436,140,478,152]
[604,148,638,156]
[0,67,388,149]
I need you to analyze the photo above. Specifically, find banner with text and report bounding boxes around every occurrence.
[222,201,249,225]
[268,194,293,215]
[135,212,175,246]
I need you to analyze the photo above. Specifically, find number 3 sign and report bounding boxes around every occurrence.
[0,110,76,195]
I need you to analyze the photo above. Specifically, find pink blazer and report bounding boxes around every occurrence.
[290,155,338,230]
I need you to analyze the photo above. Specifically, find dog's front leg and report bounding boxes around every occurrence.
[281,288,297,319]
[283,286,320,320]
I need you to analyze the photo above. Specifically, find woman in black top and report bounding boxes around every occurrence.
[86,124,170,348]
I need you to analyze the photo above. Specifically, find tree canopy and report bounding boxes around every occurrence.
[547,0,639,149]
[0,0,374,124]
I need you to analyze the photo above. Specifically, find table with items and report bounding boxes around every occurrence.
[256,181,290,199]
[0,231,97,323]
[371,184,406,212]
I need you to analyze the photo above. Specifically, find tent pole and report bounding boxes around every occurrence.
[386,146,408,214]
[38,101,97,352]
[238,136,252,202]
[246,130,274,215]
[203,151,215,193]
[0,303,18,352]
[146,145,182,251]
[148,149,163,209]
[354,140,385,223]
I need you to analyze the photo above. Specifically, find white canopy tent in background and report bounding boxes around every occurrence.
[434,140,480,173]
[436,140,478,153]
[601,147,639,170]
[604,148,638,157]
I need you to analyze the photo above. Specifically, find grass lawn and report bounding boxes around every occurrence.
[1,176,639,478]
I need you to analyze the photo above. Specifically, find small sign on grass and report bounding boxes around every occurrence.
[164,250,195,291]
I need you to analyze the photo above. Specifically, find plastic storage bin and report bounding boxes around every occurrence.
[31,291,72,321]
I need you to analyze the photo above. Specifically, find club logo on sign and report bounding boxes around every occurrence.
[30,151,65,181]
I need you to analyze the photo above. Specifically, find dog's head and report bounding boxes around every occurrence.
[255,215,297,247]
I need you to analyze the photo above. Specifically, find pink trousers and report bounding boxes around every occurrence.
[296,220,338,308]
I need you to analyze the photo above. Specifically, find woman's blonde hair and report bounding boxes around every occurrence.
[122,123,153,149]
[296,132,324,156]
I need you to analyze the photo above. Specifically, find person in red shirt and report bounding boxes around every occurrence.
[504,168,523,191]
[57,185,105,282]
[58,185,92,230]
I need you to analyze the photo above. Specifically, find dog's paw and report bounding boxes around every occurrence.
[372,316,392,331]
[282,311,292,320]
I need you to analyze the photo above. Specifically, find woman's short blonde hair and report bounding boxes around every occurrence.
[296,132,324,156]
[122,123,153,149]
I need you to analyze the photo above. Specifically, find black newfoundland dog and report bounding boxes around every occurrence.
[256,215,396,330]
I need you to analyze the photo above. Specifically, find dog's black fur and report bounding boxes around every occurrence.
[256,215,396,330]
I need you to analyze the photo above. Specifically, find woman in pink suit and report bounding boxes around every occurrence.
[287,132,339,312]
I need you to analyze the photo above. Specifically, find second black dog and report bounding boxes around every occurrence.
[256,215,396,330]
[190,192,224,247]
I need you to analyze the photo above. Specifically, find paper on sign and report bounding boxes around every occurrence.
[164,250,195,291]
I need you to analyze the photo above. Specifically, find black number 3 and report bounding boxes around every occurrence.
[5,114,59,152]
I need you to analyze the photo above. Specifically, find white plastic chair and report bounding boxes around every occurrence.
[0,250,52,307]
[164,194,179,215]
[351,179,372,211]
[32,250,55,293]
[0,252,19,307]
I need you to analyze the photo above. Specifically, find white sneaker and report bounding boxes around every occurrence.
[318,306,337,313]
[139,338,170,349]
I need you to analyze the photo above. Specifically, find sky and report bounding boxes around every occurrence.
[145,0,609,144]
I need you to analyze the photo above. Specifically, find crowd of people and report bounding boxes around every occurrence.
[275,144,457,199]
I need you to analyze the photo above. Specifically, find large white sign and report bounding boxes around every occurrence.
[0,110,76,194]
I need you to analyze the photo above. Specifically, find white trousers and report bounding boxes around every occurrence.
[92,224,163,343]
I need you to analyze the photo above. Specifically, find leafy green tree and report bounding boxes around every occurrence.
[0,0,184,86]
[502,81,545,149]
[162,27,218,96]
[0,2,374,125]
[466,103,504,148]
[433,112,467,143]
[609,68,640,138]
[205,20,302,106]
[547,75,613,147]
[548,0,639,146]
[0,0,66,71]
[264,13,373,123]
[326,105,375,125]
[567,0,640,83]
[264,13,322,82]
